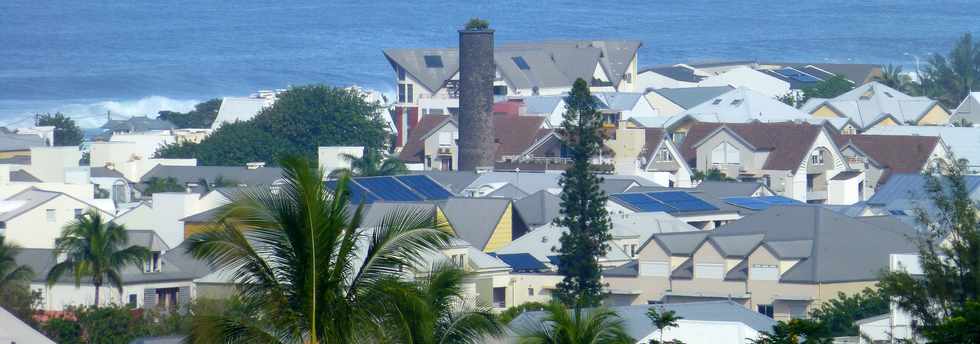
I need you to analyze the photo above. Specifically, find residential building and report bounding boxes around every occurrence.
[89,140,197,182]
[137,164,285,194]
[0,132,47,159]
[697,66,791,98]
[683,61,881,86]
[0,188,113,249]
[834,134,949,198]
[606,190,744,229]
[507,301,777,344]
[604,124,694,187]
[643,86,734,117]
[951,91,980,125]
[636,64,708,90]
[101,116,176,134]
[211,91,279,130]
[317,146,364,177]
[384,40,641,146]
[854,254,924,344]
[864,125,980,172]
[801,82,950,132]
[511,190,561,229]
[865,173,980,216]
[603,205,919,322]
[679,122,860,204]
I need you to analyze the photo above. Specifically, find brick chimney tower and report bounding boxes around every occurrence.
[457,20,495,171]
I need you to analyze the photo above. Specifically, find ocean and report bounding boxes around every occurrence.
[1,0,978,127]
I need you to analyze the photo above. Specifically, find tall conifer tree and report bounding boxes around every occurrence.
[553,78,612,307]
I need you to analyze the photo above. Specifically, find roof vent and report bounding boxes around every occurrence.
[246,162,266,170]
[541,236,548,243]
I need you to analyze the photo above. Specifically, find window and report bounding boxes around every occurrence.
[711,98,723,105]
[711,142,740,165]
[397,67,406,81]
[438,132,453,147]
[492,287,506,308]
[156,288,179,310]
[46,209,56,222]
[144,252,161,273]
[423,55,444,68]
[730,99,743,106]
[398,84,414,103]
[512,56,530,70]
[749,264,779,281]
[694,263,724,279]
[810,151,824,165]
[757,304,774,318]
[625,72,632,83]
[639,261,669,277]
[74,209,83,219]
[672,132,687,144]
[528,288,534,296]
[450,254,465,268]
[128,294,138,308]
[656,147,672,162]
[493,85,508,96]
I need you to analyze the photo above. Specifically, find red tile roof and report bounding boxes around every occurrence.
[834,134,939,184]
[397,115,452,163]
[397,114,546,164]
[680,121,824,171]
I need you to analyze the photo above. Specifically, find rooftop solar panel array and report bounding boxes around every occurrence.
[324,175,454,204]
[610,193,674,212]
[492,253,547,271]
[610,191,720,213]
[723,195,803,210]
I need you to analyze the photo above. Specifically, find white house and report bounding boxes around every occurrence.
[636,64,708,90]
[951,91,980,126]
[211,92,278,130]
[855,254,924,344]
[0,188,114,249]
[697,66,791,98]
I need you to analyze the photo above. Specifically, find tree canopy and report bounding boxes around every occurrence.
[36,112,83,146]
[801,75,854,102]
[156,85,391,166]
[157,98,221,129]
[920,33,980,108]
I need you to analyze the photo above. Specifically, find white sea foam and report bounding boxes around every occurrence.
[0,96,201,128]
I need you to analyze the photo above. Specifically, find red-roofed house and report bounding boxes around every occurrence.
[835,134,949,197]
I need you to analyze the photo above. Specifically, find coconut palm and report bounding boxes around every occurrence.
[873,64,912,93]
[329,148,407,178]
[0,235,33,294]
[46,210,150,306]
[646,306,682,344]
[921,33,980,108]
[380,264,504,343]
[516,302,634,344]
[185,156,452,344]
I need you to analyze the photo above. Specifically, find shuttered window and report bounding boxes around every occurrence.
[694,263,724,279]
[639,261,669,277]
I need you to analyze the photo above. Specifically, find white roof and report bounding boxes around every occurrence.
[801,82,941,129]
[697,66,791,97]
[952,92,980,125]
[211,97,272,130]
[864,125,980,168]
[658,87,810,129]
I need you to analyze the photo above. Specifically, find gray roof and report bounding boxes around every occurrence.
[485,183,529,199]
[0,188,63,222]
[864,126,980,169]
[9,169,40,182]
[359,202,439,229]
[90,166,128,180]
[101,116,175,132]
[648,86,734,109]
[0,133,45,152]
[140,165,284,186]
[866,173,980,206]
[648,231,711,256]
[513,190,561,228]
[713,205,919,283]
[668,87,811,129]
[709,233,765,257]
[640,65,706,83]
[0,155,31,165]
[384,40,640,93]
[594,92,645,112]
[130,336,186,344]
[438,198,513,250]
[407,171,480,195]
[694,181,768,198]
[800,82,941,130]
[599,178,638,194]
[518,96,565,115]
[180,207,222,223]
[468,172,562,195]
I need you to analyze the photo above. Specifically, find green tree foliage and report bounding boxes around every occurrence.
[750,319,830,344]
[157,98,222,129]
[553,78,612,308]
[878,157,980,342]
[807,288,889,337]
[646,306,682,344]
[920,33,980,108]
[379,264,504,343]
[36,112,83,146]
[776,93,800,108]
[692,168,735,182]
[873,64,916,94]
[515,302,633,344]
[46,210,150,306]
[184,157,453,343]
[142,176,184,195]
[801,75,855,102]
[42,316,82,343]
[0,235,40,327]
[329,149,407,178]
[464,18,490,30]
[75,305,145,344]
[501,302,549,324]
[156,85,391,166]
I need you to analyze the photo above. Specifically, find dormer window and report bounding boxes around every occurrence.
[810,151,825,165]
[450,254,466,268]
[424,55,444,68]
[144,252,161,273]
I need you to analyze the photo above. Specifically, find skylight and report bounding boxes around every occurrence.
[512,56,531,70]
[730,99,743,106]
[711,98,723,105]
[424,55,443,68]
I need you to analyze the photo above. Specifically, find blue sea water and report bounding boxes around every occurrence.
[1,0,978,127]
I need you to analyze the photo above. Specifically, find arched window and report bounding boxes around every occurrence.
[711,142,740,165]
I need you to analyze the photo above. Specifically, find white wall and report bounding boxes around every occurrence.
[26,146,81,183]
[3,195,109,249]
[109,131,177,160]
[318,146,363,177]
[34,280,193,311]
[638,319,764,344]
[151,192,206,247]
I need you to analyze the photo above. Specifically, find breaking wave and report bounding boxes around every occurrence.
[0,96,201,129]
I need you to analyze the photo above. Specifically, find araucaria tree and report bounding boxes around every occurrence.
[553,78,612,308]
[46,210,150,306]
[879,157,980,342]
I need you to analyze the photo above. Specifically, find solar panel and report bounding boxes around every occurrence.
[724,197,770,210]
[646,191,718,212]
[610,193,674,212]
[512,56,531,70]
[546,255,561,266]
[758,196,800,205]
[355,177,422,202]
[493,253,547,271]
[326,180,378,204]
[395,175,453,200]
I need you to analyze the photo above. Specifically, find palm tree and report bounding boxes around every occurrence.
[329,148,407,178]
[921,33,980,108]
[381,264,504,343]
[185,156,452,343]
[46,210,150,306]
[516,302,634,344]
[0,235,33,295]
[646,306,682,344]
[873,64,911,92]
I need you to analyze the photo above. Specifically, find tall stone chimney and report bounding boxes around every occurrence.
[457,23,495,171]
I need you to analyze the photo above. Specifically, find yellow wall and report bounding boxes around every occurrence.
[917,104,951,125]
[183,223,210,239]
[875,117,898,127]
[436,208,457,236]
[0,150,29,159]
[810,105,840,118]
[482,203,513,252]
